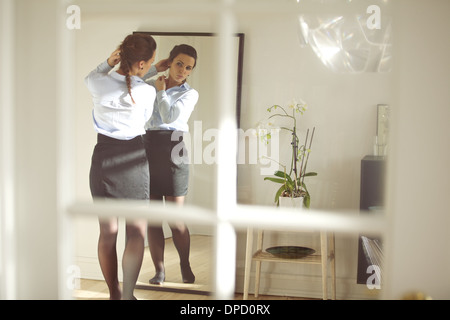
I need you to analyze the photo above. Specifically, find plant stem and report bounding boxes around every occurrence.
[268,113,295,122]
[292,127,298,192]
[300,127,315,187]
[260,155,287,171]
[298,129,309,188]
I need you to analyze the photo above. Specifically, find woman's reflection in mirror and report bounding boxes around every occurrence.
[142,44,199,285]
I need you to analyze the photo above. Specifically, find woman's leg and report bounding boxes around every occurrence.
[147,195,166,284]
[166,196,195,283]
[98,217,121,300]
[122,219,147,300]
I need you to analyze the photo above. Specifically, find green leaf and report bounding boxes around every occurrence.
[285,181,294,194]
[303,172,318,177]
[264,177,286,184]
[274,171,293,183]
[303,195,310,208]
[273,170,286,177]
[274,185,286,205]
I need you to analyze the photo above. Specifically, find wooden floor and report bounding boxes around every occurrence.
[73,235,312,300]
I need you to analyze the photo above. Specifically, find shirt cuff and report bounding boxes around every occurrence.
[156,90,168,101]
[98,60,114,73]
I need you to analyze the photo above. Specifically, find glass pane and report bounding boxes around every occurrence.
[71,213,216,300]
[234,0,392,300]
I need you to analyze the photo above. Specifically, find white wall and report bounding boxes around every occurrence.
[236,5,394,210]
[234,4,393,299]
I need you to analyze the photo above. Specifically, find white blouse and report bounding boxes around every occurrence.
[85,60,155,140]
[143,66,199,132]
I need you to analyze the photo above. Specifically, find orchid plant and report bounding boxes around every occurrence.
[259,99,317,208]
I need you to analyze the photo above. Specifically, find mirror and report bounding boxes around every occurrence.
[73,30,245,299]
[132,31,245,294]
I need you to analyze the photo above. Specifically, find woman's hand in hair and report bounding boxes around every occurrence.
[107,49,121,67]
[155,58,170,73]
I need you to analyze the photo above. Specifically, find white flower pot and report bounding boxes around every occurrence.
[278,196,304,209]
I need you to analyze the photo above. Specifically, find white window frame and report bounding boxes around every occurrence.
[0,0,16,300]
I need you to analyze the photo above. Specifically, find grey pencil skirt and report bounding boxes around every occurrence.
[89,134,150,200]
[144,130,189,197]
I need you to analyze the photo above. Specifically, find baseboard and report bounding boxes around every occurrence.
[75,256,120,281]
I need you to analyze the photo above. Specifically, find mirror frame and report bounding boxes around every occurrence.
[134,31,245,128]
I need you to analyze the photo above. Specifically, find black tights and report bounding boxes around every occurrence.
[148,195,195,284]
[98,218,146,300]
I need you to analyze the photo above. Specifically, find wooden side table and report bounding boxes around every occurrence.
[243,228,336,300]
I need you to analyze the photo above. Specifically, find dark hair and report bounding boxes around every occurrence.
[119,33,157,103]
[168,44,197,68]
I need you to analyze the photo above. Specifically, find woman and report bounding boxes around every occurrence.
[143,44,199,285]
[85,33,157,299]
